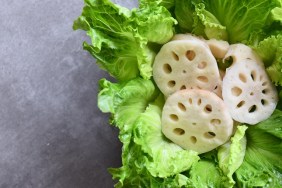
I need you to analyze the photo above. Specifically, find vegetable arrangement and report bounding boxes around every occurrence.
[74,0,282,187]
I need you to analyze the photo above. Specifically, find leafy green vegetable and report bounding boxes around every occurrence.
[187,158,224,187]
[235,110,282,187]
[73,0,176,81]
[174,0,196,32]
[98,78,159,148]
[218,126,248,187]
[193,3,227,40]
[253,34,282,86]
[132,2,177,44]
[175,0,280,43]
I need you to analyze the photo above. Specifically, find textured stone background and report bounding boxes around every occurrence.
[0,0,137,187]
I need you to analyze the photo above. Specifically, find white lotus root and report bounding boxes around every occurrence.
[153,38,221,96]
[223,44,263,66]
[222,59,278,125]
[162,89,233,154]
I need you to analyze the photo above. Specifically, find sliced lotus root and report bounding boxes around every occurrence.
[222,59,278,125]
[153,39,220,96]
[223,44,263,66]
[161,89,233,154]
[206,39,229,59]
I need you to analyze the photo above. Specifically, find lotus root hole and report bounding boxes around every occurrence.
[178,102,186,111]
[239,73,247,83]
[198,61,207,69]
[197,76,208,83]
[231,87,242,96]
[188,98,193,104]
[197,98,202,105]
[251,70,257,81]
[224,56,234,65]
[172,51,179,61]
[163,64,172,74]
[168,80,176,88]
[250,92,254,96]
[190,136,197,144]
[180,85,186,90]
[204,104,212,113]
[192,122,197,126]
[262,89,269,94]
[186,50,196,61]
[173,128,185,135]
[262,81,267,86]
[248,105,257,113]
[170,114,179,121]
[204,132,216,139]
[237,101,245,108]
[261,99,268,106]
[211,119,221,125]
[183,70,187,74]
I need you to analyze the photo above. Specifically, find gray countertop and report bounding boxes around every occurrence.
[0,0,139,187]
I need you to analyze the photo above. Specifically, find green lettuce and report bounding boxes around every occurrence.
[98,78,159,149]
[235,110,282,187]
[73,0,176,81]
[218,126,248,187]
[252,35,282,86]
[186,158,224,188]
[175,0,281,43]
[193,3,228,40]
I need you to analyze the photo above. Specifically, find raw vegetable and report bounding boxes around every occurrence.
[222,54,278,124]
[152,37,220,96]
[74,0,282,187]
[73,0,176,81]
[175,0,281,43]
[162,89,233,154]
[218,125,248,187]
[235,110,282,187]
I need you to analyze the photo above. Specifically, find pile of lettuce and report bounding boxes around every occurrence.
[74,0,282,187]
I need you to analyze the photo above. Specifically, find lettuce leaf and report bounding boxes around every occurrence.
[187,158,224,188]
[175,0,280,43]
[73,0,176,81]
[252,34,282,86]
[193,3,228,40]
[98,78,159,147]
[235,110,282,187]
[218,126,248,187]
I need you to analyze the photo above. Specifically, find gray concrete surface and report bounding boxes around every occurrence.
[0,0,137,187]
